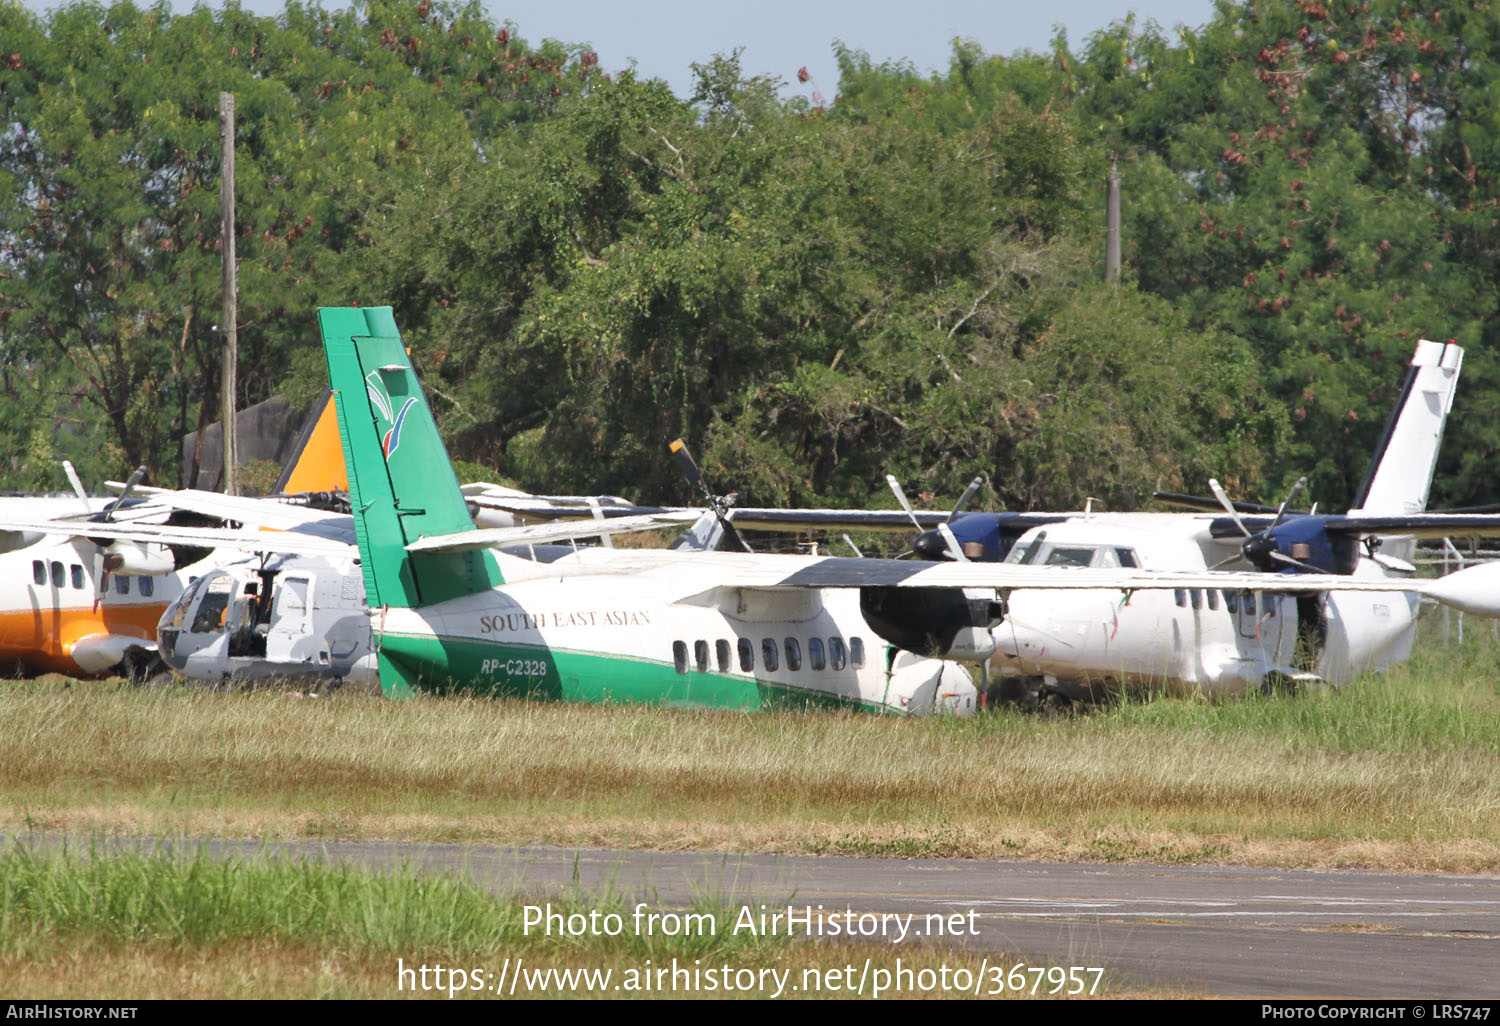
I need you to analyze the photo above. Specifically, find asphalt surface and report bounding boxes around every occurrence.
[20,836,1499,998]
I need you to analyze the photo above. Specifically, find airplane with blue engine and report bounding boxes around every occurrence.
[441,337,1500,704]
[79,308,1498,710]
[894,338,1500,702]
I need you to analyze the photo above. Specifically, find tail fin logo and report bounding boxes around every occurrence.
[365,371,419,462]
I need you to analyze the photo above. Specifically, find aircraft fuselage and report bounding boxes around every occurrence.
[990,519,1420,698]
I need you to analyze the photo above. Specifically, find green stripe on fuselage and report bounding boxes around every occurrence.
[375,631,888,712]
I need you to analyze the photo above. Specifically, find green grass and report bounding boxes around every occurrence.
[2,634,1498,871]
[0,846,1076,999]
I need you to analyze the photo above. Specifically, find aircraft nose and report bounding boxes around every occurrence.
[912,529,950,560]
[158,627,182,667]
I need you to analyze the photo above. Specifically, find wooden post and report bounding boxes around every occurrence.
[219,91,238,496]
[1105,161,1122,282]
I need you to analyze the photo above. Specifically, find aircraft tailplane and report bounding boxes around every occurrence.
[272,389,349,496]
[318,306,501,613]
[1347,338,1462,517]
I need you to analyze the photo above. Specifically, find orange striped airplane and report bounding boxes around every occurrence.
[0,393,347,680]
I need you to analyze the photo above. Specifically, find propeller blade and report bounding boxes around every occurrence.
[668,439,714,505]
[61,461,91,514]
[937,522,970,562]
[1270,477,1308,530]
[586,496,613,549]
[667,439,751,553]
[101,465,147,522]
[1268,550,1322,573]
[885,475,925,533]
[949,476,984,520]
[1208,478,1251,537]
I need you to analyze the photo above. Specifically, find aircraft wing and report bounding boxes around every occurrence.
[0,516,356,557]
[405,511,706,552]
[730,508,1080,533]
[729,508,946,531]
[1318,514,1500,538]
[707,556,1500,616]
[109,485,356,537]
[1208,513,1500,539]
[456,498,1059,535]
[461,483,637,506]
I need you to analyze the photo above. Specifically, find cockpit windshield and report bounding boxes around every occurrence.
[1004,541,1138,569]
[162,574,208,629]
[189,575,236,633]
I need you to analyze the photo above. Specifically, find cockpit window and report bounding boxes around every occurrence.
[1044,546,1098,568]
[190,576,236,633]
[1008,541,1140,569]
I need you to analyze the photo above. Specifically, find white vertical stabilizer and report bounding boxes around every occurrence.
[1346,339,1463,517]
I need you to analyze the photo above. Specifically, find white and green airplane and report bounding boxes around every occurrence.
[311,305,1500,711]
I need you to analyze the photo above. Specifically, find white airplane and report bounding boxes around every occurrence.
[0,396,358,680]
[426,338,1500,705]
[128,305,1496,713]
[910,339,1500,703]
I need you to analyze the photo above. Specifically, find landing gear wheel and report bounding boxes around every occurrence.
[1038,691,1073,716]
[1260,671,1295,697]
[123,651,169,687]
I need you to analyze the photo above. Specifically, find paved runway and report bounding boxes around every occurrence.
[36,836,1498,998]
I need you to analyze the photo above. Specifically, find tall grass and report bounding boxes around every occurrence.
[0,846,1071,999]
[1,635,1497,870]
[0,843,517,957]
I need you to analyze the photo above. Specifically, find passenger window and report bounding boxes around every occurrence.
[71,564,85,590]
[694,640,709,672]
[1174,589,1186,608]
[139,576,154,597]
[1189,589,1202,610]
[1207,589,1219,611]
[672,641,688,674]
[1264,597,1276,618]
[784,638,802,672]
[737,638,754,672]
[32,560,44,586]
[1116,548,1140,568]
[829,637,847,671]
[50,561,63,587]
[808,637,825,671]
[1225,591,1239,614]
[715,639,731,673]
[761,639,778,672]
[115,575,129,595]
[850,637,865,669]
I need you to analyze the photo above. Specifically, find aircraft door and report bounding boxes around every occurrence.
[266,575,318,664]
[1231,590,1287,661]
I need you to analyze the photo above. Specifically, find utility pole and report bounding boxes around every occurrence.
[219,91,239,496]
[1105,160,1122,282]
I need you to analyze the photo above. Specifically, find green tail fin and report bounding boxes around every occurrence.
[318,306,501,608]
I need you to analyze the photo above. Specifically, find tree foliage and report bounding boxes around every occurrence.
[2,0,1497,515]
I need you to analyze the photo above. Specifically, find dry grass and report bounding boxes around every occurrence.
[3,635,1499,872]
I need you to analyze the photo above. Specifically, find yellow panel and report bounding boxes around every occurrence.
[279,394,349,494]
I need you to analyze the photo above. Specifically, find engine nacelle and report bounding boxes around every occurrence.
[859,587,1002,661]
[101,541,176,576]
